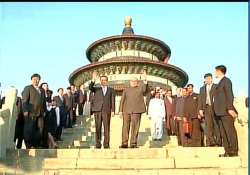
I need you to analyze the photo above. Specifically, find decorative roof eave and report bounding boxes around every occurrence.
[86,35,171,63]
[69,58,188,87]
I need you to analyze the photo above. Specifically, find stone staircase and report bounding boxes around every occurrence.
[0,114,248,175]
[59,114,177,149]
[1,147,246,175]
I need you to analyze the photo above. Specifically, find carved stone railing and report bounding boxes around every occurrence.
[234,96,248,167]
[0,87,17,158]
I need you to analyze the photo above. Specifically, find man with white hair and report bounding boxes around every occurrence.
[119,71,148,148]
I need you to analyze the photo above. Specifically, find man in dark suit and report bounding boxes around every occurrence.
[89,72,115,149]
[184,84,203,147]
[213,65,238,157]
[22,73,45,148]
[119,71,148,148]
[53,88,66,141]
[64,87,74,128]
[198,73,221,146]
[174,88,188,146]
[164,89,176,136]
[78,84,87,116]
[70,84,79,126]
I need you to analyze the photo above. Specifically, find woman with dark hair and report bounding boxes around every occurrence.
[14,96,24,148]
[45,99,58,148]
[40,83,57,148]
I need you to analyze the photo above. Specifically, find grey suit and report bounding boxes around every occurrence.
[64,93,74,128]
[89,81,115,148]
[119,82,148,147]
[22,85,44,117]
[198,84,221,146]
[174,96,186,146]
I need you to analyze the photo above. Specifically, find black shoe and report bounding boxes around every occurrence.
[56,138,63,141]
[130,145,139,148]
[104,146,110,149]
[95,145,102,149]
[119,145,128,148]
[219,153,230,157]
[208,143,217,147]
[153,139,157,141]
[157,139,162,141]
[228,152,238,157]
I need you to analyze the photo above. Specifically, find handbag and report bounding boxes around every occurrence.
[183,119,192,137]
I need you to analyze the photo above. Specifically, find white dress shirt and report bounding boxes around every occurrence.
[148,98,166,119]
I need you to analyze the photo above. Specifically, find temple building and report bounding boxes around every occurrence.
[69,16,188,112]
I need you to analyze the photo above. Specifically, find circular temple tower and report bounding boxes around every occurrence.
[69,17,188,112]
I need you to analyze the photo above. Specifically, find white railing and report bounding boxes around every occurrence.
[0,87,17,158]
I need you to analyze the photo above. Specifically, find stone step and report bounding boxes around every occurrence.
[174,156,242,169]
[167,147,225,158]
[43,158,175,170]
[59,114,179,149]
[43,156,243,170]
[78,148,167,159]
[7,147,227,159]
[44,168,248,175]
[2,148,245,174]
[7,148,167,159]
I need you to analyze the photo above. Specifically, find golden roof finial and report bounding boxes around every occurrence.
[124,16,132,28]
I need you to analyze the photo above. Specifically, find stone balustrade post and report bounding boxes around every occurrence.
[0,87,17,158]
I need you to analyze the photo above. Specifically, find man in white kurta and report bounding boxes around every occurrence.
[148,92,166,141]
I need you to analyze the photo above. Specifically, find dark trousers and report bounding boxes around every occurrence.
[186,118,203,147]
[166,114,177,136]
[177,120,190,146]
[121,113,141,147]
[204,105,221,146]
[215,115,238,154]
[14,121,24,149]
[78,102,85,116]
[66,109,73,128]
[59,106,67,128]
[55,126,62,140]
[55,107,66,140]
[23,116,41,148]
[41,116,49,148]
[176,120,182,145]
[94,111,111,148]
[73,108,77,125]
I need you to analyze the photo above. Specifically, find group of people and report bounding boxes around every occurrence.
[0,64,239,157]
[89,65,239,157]
[9,74,88,149]
[145,65,239,157]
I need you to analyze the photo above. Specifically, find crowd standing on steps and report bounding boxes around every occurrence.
[0,65,240,157]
